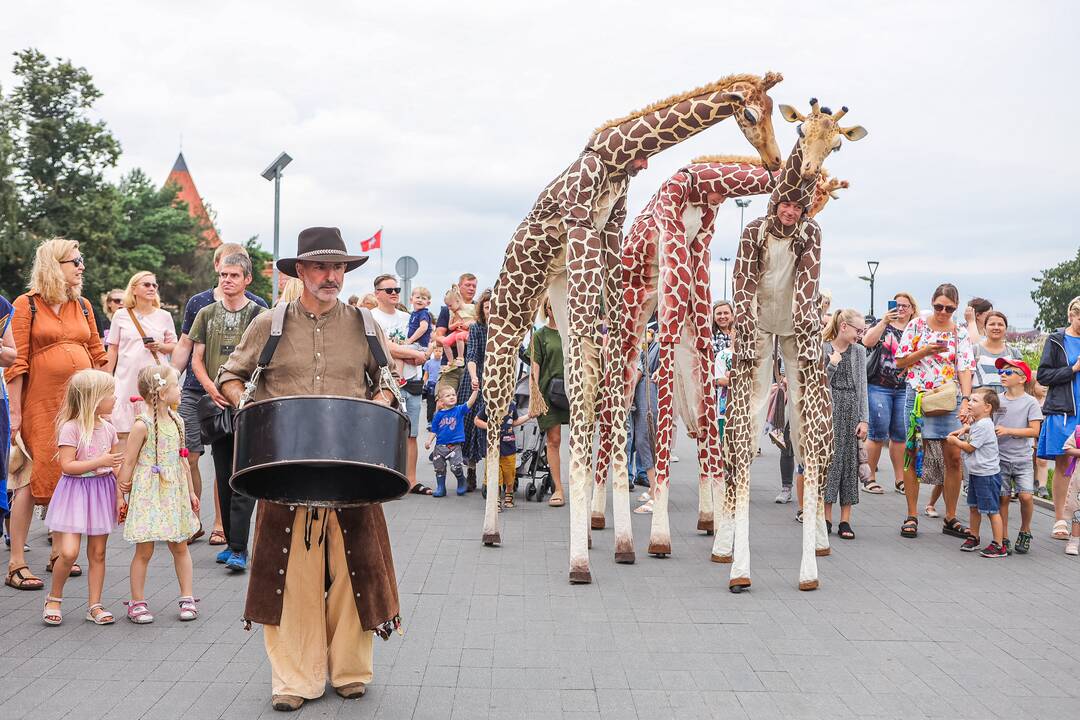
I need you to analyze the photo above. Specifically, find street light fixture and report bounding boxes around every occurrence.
[735,198,752,235]
[719,256,732,300]
[261,151,293,304]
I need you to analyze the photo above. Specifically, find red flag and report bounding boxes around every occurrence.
[360,229,382,252]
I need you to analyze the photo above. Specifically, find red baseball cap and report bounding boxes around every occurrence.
[995,357,1032,383]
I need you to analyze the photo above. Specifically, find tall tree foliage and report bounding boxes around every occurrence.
[1031,248,1080,331]
[0,49,219,325]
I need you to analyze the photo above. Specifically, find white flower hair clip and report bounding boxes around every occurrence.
[153,372,167,388]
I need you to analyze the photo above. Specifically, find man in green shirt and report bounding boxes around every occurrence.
[190,254,267,571]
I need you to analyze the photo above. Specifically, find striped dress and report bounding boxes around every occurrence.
[458,322,489,463]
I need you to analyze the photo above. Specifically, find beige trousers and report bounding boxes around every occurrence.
[263,508,374,698]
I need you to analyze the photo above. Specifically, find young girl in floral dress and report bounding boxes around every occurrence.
[117,365,200,624]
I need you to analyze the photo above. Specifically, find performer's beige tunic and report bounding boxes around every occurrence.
[219,300,399,699]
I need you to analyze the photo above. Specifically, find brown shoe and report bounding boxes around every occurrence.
[334,682,367,699]
[271,695,304,712]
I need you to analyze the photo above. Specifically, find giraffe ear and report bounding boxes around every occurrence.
[719,91,746,105]
[779,104,804,123]
[841,126,868,142]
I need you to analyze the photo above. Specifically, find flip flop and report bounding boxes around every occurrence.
[860,481,884,494]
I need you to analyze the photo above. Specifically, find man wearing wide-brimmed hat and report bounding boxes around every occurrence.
[218,227,402,712]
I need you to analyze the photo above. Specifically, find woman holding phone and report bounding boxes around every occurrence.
[861,292,918,494]
[894,283,975,539]
[105,271,177,450]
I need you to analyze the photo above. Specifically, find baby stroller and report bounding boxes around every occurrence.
[514,371,553,502]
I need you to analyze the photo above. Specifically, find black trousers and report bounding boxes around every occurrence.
[211,433,255,553]
[780,423,795,489]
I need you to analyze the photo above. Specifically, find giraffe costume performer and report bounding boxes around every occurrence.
[591,158,848,561]
[481,73,785,584]
[720,99,867,592]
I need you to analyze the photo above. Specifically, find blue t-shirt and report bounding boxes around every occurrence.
[432,403,470,445]
[422,358,441,389]
[180,288,268,390]
[408,308,434,347]
[479,401,518,456]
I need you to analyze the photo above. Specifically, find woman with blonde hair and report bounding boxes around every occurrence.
[98,288,124,341]
[278,277,303,305]
[104,271,177,446]
[4,238,107,591]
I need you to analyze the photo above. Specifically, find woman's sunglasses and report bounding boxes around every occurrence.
[932,303,957,313]
[107,297,122,305]
[60,256,85,268]
[140,282,158,289]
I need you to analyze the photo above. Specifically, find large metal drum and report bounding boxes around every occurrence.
[231,395,410,507]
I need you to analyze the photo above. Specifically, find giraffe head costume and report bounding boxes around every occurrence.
[480,73,786,586]
[719,98,867,592]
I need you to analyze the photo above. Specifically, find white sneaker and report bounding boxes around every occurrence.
[1066,538,1079,556]
[670,454,680,463]
[775,488,793,504]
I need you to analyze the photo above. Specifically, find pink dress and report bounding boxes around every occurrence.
[45,420,119,536]
[108,307,177,432]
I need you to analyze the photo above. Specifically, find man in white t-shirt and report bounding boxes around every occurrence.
[372,274,431,494]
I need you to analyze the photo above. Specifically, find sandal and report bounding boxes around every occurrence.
[208,529,227,546]
[637,491,651,503]
[503,492,514,509]
[6,565,44,591]
[46,555,82,577]
[942,517,970,539]
[1052,519,1070,540]
[900,516,918,538]
[633,500,654,514]
[188,525,205,544]
[178,596,200,621]
[795,510,803,523]
[409,483,434,496]
[548,492,565,507]
[861,481,884,494]
[826,520,833,535]
[894,479,905,494]
[923,504,939,518]
[124,600,155,624]
[43,595,63,626]
[85,603,115,625]
[837,522,855,540]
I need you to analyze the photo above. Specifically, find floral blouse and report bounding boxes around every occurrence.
[895,316,974,391]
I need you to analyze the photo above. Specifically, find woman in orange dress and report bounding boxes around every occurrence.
[4,238,107,591]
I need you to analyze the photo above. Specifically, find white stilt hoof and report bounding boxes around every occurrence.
[798,579,819,591]
[711,553,732,564]
[815,547,831,557]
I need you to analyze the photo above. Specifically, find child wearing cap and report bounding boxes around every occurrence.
[993,357,1043,554]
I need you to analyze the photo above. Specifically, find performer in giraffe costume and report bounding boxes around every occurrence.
[591,157,848,562]
[721,99,867,592]
[481,73,785,584]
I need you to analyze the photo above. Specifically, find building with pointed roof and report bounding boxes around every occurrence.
[165,152,221,248]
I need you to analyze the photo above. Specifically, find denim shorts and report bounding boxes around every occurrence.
[967,472,1003,515]
[905,387,962,440]
[178,388,206,453]
[868,384,907,443]
[999,458,1034,495]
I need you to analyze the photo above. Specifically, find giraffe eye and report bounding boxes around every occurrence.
[831,137,842,152]
[743,107,760,126]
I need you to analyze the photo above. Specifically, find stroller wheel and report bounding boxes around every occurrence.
[526,482,536,500]
[481,484,487,499]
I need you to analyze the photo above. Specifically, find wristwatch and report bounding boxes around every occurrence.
[960,395,970,401]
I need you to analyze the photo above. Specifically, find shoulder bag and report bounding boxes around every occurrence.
[919,324,959,417]
[126,309,161,364]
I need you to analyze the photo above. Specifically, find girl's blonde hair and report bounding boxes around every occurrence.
[136,365,183,475]
[122,271,160,310]
[29,238,81,304]
[445,285,462,305]
[56,369,115,451]
[822,308,863,342]
[279,277,303,305]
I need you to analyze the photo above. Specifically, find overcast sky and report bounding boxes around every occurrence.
[3,1,1076,326]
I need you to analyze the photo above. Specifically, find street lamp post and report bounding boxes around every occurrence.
[735,198,752,235]
[261,151,293,305]
[866,260,880,319]
[719,256,732,300]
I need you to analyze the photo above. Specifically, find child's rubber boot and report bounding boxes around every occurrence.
[433,476,446,498]
[455,471,467,496]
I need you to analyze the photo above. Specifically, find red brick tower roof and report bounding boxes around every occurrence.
[165,152,222,248]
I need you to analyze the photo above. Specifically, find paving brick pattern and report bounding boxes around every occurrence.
[3,434,1078,719]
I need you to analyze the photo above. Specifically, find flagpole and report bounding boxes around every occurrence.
[379,226,384,274]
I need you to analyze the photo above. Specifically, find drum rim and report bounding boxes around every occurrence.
[235,393,409,422]
[230,457,411,503]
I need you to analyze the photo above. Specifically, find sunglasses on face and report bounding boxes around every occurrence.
[378,287,401,295]
[932,303,957,313]
[140,282,158,289]
[998,369,1022,377]
[60,256,85,268]
[108,297,122,305]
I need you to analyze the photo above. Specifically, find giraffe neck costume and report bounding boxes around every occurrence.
[480,73,784,584]
[591,158,848,562]
[720,99,867,592]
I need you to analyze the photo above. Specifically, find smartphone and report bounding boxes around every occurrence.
[887,300,898,312]
[142,336,155,345]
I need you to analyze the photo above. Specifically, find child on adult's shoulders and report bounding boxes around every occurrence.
[438,286,472,368]
[405,287,434,350]
[992,358,1042,554]
[475,400,528,510]
[947,387,1006,558]
[427,385,479,497]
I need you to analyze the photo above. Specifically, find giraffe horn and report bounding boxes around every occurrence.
[832,106,848,121]
[762,71,783,90]
[809,98,820,114]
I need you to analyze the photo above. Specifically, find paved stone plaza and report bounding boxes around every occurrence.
[2,433,1078,719]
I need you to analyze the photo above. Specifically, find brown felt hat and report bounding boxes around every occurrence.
[276,226,369,278]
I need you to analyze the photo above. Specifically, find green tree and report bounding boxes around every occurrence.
[0,82,35,299]
[1031,248,1080,331]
